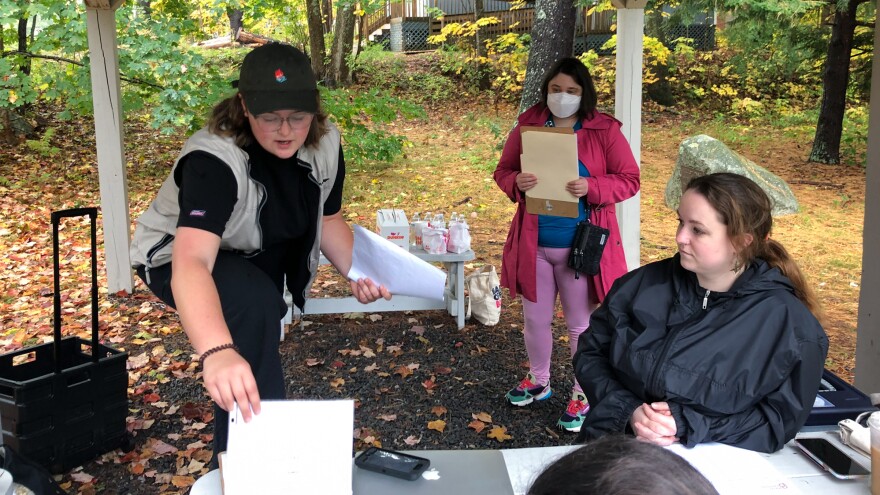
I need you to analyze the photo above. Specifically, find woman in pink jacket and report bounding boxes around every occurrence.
[494,57,640,432]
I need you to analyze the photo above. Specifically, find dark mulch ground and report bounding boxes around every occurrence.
[66,296,580,494]
[284,307,580,452]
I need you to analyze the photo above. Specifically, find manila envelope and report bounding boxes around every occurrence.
[520,126,580,217]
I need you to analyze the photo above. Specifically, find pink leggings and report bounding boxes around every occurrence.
[521,246,595,394]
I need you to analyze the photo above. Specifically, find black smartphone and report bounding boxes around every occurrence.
[354,447,431,481]
[793,437,870,479]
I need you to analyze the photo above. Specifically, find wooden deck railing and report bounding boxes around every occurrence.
[362,1,615,40]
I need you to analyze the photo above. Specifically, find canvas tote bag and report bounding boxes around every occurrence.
[466,265,502,326]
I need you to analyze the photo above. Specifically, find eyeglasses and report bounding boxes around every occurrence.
[252,112,313,132]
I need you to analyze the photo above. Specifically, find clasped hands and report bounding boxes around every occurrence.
[516,172,588,198]
[631,402,679,446]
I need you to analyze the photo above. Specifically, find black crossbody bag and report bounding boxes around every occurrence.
[568,205,609,279]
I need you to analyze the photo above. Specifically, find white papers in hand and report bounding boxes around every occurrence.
[348,224,446,300]
[224,400,354,495]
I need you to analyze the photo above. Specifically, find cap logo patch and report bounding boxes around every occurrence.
[274,69,287,83]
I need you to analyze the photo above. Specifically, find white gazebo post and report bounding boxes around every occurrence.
[84,0,133,293]
[854,6,880,394]
[612,0,646,271]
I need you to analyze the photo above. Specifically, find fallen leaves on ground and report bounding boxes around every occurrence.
[487,425,512,442]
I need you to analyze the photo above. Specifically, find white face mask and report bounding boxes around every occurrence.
[547,92,581,119]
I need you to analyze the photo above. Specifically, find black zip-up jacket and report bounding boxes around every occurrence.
[573,254,828,453]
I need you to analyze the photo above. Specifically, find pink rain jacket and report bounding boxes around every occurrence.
[494,104,640,304]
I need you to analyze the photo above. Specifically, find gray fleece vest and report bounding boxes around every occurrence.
[130,125,341,298]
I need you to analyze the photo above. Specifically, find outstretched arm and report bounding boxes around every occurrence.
[320,212,391,303]
[171,226,261,422]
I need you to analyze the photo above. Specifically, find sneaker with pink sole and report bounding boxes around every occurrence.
[557,391,590,432]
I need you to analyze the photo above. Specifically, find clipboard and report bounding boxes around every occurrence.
[520,126,580,217]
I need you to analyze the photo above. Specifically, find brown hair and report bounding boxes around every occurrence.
[685,173,824,322]
[206,93,329,149]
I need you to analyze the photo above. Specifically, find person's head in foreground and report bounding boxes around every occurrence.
[209,42,329,156]
[528,435,719,495]
[678,172,821,316]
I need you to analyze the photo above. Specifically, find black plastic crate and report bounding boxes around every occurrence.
[0,208,130,473]
[0,337,128,473]
[806,368,878,426]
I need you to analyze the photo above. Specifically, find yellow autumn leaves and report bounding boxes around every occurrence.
[426,408,512,442]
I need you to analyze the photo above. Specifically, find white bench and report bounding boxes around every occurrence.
[283,248,475,330]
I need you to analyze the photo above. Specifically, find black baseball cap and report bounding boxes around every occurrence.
[233,43,318,115]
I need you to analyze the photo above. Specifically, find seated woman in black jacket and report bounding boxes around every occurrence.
[573,172,828,453]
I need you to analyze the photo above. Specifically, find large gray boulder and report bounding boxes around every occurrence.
[664,134,799,216]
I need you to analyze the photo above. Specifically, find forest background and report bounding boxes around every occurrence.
[0,0,874,493]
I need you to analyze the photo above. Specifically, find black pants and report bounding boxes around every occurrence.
[136,251,288,460]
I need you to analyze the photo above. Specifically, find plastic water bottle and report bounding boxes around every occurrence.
[410,212,420,250]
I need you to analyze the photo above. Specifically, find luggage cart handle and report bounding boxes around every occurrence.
[51,208,98,224]
[52,207,100,372]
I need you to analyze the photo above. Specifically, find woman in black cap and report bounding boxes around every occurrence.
[130,43,390,456]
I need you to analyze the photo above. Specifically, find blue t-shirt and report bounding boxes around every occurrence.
[538,119,589,247]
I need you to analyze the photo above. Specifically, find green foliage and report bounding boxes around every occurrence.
[841,105,868,166]
[25,127,60,157]
[0,2,229,132]
[181,0,306,43]
[322,86,425,166]
[483,32,530,102]
[351,48,461,105]
[427,16,501,52]
[349,44,408,88]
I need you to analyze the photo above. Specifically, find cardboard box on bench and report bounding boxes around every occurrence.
[376,209,409,250]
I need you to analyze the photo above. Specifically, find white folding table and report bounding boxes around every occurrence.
[284,248,475,330]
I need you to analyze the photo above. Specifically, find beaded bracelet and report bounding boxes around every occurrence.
[198,343,239,368]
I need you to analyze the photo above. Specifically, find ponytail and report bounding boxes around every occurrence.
[759,239,825,325]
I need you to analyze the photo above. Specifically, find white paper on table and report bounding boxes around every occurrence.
[501,445,580,495]
[666,443,802,494]
[348,224,446,300]
[223,400,354,495]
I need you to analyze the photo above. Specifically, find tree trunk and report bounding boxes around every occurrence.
[227,9,244,43]
[356,12,365,60]
[474,0,486,58]
[644,7,675,106]
[323,0,334,33]
[306,0,327,82]
[17,17,29,76]
[808,0,863,165]
[327,2,356,88]
[236,31,274,45]
[138,0,152,18]
[340,8,356,86]
[518,0,577,115]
